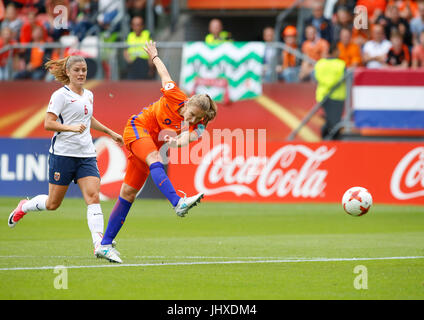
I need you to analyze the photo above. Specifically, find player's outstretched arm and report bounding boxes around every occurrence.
[164,129,202,148]
[144,40,172,87]
[91,117,124,147]
[45,112,86,133]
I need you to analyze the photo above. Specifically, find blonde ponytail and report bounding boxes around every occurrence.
[44,55,86,85]
[189,93,218,126]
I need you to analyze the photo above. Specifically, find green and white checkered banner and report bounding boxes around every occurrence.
[180,42,265,102]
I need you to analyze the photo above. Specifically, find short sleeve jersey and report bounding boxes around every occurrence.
[129,81,205,143]
[47,86,97,157]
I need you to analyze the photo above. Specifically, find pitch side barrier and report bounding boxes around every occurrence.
[167,140,424,206]
[0,138,163,200]
[289,68,424,140]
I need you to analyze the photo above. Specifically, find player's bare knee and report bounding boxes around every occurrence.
[121,191,136,203]
[46,201,61,211]
[120,184,137,203]
[85,191,100,205]
[146,151,161,166]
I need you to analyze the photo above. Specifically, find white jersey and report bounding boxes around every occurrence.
[47,85,97,157]
[362,40,392,69]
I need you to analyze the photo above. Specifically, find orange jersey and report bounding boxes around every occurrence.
[123,81,203,148]
[338,41,362,67]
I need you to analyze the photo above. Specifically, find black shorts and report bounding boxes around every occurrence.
[48,153,100,185]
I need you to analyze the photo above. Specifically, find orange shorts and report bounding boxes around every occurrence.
[123,151,150,191]
[123,119,164,190]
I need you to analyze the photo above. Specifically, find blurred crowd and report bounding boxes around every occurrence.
[0,0,169,80]
[2,0,424,82]
[256,0,424,82]
[189,0,424,83]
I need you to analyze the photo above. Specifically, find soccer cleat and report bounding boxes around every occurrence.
[174,191,204,217]
[8,199,28,228]
[95,244,122,263]
[94,239,120,256]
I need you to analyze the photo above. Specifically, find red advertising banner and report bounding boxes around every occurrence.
[167,141,424,205]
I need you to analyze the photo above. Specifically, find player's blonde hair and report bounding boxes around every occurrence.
[44,55,86,85]
[188,93,218,125]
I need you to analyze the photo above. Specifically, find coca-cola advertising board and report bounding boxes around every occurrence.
[1,138,423,205]
[168,141,424,205]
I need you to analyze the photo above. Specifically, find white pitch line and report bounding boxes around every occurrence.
[0,255,305,259]
[0,256,423,271]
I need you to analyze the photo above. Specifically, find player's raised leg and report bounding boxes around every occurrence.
[148,158,203,217]
[133,138,203,217]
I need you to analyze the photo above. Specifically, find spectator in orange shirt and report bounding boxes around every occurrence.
[19,8,48,44]
[386,31,410,68]
[337,27,361,68]
[412,30,424,68]
[0,1,4,21]
[394,0,419,21]
[299,25,329,81]
[14,25,49,80]
[301,25,330,61]
[276,25,300,83]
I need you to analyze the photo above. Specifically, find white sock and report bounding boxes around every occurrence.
[22,194,48,213]
[87,203,104,246]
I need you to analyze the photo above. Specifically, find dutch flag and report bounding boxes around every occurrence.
[352,68,424,130]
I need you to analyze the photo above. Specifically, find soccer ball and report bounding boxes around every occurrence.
[342,187,373,217]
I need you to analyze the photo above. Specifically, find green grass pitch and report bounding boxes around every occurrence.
[0,197,423,300]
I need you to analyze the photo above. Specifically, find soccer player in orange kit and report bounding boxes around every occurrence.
[95,40,218,263]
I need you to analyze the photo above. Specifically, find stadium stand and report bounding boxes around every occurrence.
[0,0,423,140]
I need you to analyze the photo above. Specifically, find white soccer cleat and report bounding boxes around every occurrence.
[94,239,120,256]
[94,244,122,263]
[174,191,204,217]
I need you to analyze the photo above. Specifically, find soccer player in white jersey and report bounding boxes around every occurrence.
[8,55,124,262]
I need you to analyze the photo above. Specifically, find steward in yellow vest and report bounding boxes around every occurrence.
[314,57,346,103]
[124,16,152,79]
[314,44,346,140]
[205,31,231,45]
[127,29,151,61]
[205,19,232,45]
